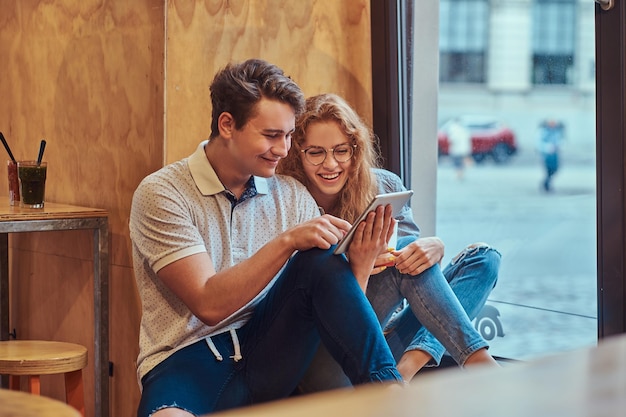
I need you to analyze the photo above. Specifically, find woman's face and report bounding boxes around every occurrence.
[300,120,353,205]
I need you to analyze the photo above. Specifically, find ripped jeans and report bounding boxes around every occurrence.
[297,239,501,393]
[137,247,402,417]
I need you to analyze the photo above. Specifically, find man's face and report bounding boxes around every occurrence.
[230,98,296,178]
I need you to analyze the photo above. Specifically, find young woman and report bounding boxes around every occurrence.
[277,93,501,388]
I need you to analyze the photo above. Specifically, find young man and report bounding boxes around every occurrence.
[130,59,403,417]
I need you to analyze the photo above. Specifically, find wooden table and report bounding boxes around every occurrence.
[210,334,626,417]
[0,388,81,417]
[0,197,109,417]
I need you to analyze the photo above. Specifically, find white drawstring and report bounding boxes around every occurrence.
[229,329,243,362]
[205,329,243,362]
[205,337,223,361]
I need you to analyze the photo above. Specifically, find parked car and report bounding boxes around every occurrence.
[438,115,518,164]
[473,304,505,341]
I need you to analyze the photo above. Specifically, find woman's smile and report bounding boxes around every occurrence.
[319,171,342,181]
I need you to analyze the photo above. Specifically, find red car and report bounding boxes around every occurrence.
[438,116,518,164]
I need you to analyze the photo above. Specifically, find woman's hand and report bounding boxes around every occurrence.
[391,236,445,276]
[370,250,397,275]
[347,205,395,291]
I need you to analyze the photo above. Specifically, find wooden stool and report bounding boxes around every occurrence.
[0,340,87,416]
[0,388,81,417]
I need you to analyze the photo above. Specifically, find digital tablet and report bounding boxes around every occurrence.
[333,190,414,255]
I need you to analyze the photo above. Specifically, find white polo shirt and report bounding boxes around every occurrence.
[130,141,320,382]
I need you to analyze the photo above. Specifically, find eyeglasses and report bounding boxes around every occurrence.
[301,143,357,166]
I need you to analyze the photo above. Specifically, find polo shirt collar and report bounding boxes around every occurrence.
[188,140,269,196]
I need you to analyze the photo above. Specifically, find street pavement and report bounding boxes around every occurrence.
[435,148,597,361]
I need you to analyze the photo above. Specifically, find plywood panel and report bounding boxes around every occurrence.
[0,1,164,416]
[12,248,96,416]
[109,264,141,417]
[0,0,165,269]
[165,0,372,163]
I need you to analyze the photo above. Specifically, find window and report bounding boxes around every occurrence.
[439,0,488,83]
[532,0,576,85]
[437,0,597,362]
[371,0,626,364]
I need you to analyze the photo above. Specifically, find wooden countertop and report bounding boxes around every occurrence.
[210,334,626,417]
[0,197,107,221]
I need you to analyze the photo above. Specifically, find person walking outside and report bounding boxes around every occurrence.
[447,117,473,180]
[537,119,564,192]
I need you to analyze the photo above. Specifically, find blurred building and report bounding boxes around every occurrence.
[438,0,595,158]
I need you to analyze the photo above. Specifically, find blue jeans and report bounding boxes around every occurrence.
[297,238,500,393]
[137,247,402,416]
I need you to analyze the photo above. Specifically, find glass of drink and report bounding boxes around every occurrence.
[17,161,47,208]
[7,160,19,206]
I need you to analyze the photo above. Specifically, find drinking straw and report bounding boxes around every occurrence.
[0,131,16,163]
[36,139,46,166]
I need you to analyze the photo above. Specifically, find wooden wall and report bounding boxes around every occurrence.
[0,1,372,416]
[165,0,374,163]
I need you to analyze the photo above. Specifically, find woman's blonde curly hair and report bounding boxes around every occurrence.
[277,93,382,223]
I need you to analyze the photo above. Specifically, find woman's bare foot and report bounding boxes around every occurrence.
[396,350,432,382]
[463,347,499,368]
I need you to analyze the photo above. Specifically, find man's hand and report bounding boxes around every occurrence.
[283,214,352,251]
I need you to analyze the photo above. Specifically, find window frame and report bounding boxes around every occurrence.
[595,1,626,337]
[370,0,412,184]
